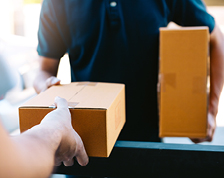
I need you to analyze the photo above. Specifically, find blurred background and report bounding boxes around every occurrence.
[0,0,70,134]
[1,0,224,140]
[0,0,224,177]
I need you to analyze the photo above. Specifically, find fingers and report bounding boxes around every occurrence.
[54,96,68,109]
[190,134,213,143]
[55,160,62,166]
[190,112,216,144]
[75,146,89,166]
[63,158,74,166]
[46,76,60,89]
[68,130,89,166]
[40,77,60,93]
[190,137,210,144]
[55,139,89,167]
[190,138,200,144]
[74,135,89,166]
[55,155,74,166]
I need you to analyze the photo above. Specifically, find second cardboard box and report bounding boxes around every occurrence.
[159,27,209,138]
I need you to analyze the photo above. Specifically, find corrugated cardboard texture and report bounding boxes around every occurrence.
[159,27,209,138]
[19,82,126,157]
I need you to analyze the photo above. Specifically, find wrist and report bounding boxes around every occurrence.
[31,124,62,152]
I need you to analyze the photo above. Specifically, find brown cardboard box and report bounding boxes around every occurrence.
[158,27,209,138]
[19,82,125,157]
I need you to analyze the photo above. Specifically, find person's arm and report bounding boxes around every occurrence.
[0,97,88,178]
[33,56,61,94]
[191,24,224,143]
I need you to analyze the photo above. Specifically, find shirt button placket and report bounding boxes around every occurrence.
[108,0,120,29]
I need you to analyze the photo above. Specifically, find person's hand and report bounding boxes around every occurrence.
[40,96,89,166]
[41,76,61,92]
[190,112,216,144]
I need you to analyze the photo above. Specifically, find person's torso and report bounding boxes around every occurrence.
[58,0,172,139]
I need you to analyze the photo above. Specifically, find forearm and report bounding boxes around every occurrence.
[209,25,224,116]
[0,97,88,178]
[9,124,62,178]
[33,56,60,94]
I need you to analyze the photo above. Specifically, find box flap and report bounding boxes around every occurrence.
[20,82,125,109]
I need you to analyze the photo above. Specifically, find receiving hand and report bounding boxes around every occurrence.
[40,96,89,166]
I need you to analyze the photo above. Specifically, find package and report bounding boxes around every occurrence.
[158,27,209,138]
[19,82,126,157]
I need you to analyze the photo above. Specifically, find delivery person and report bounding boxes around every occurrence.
[34,0,224,145]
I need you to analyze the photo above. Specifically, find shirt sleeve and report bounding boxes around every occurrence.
[37,0,67,59]
[169,0,215,33]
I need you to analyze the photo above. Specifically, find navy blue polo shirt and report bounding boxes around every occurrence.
[37,0,215,142]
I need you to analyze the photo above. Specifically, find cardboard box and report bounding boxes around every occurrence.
[158,27,209,138]
[19,82,125,157]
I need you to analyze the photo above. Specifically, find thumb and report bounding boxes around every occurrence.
[54,96,68,109]
[46,77,61,88]
[51,77,61,85]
